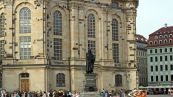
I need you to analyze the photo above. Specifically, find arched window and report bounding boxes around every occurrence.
[88,40,96,55]
[20,7,31,33]
[170,34,173,38]
[56,73,65,87]
[0,14,5,37]
[115,74,122,86]
[20,36,31,59]
[54,38,62,60]
[112,43,119,63]
[112,19,118,41]
[154,41,157,45]
[53,11,62,35]
[0,40,5,60]
[87,14,95,38]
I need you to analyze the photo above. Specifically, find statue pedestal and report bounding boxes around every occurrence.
[85,73,97,92]
[80,92,100,97]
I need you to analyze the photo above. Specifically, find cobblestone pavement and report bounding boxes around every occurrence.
[147,95,172,97]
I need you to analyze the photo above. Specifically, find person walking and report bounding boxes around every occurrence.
[42,91,47,97]
[141,90,147,97]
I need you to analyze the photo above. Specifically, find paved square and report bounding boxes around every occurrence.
[147,95,172,97]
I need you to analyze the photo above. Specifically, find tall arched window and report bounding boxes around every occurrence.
[88,40,96,55]
[56,73,65,87]
[53,11,62,35]
[20,36,31,59]
[115,74,122,86]
[88,14,95,38]
[20,7,31,33]
[112,19,118,41]
[112,43,119,63]
[0,40,5,61]
[0,14,5,37]
[54,38,62,60]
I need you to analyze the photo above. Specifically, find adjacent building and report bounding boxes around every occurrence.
[136,34,147,87]
[147,25,173,91]
[0,0,138,92]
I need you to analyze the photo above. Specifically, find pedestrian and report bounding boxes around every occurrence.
[141,90,147,97]
[42,91,47,97]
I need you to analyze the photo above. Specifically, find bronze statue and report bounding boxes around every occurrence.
[86,49,95,74]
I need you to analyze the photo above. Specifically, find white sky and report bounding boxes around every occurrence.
[136,0,173,39]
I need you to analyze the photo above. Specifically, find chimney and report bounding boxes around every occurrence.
[165,23,167,28]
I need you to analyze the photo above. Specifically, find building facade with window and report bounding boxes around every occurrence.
[147,25,173,91]
[136,34,147,87]
[0,0,138,91]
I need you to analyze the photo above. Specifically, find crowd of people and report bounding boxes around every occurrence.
[0,89,129,97]
[0,89,80,97]
[99,89,127,97]
[0,88,149,97]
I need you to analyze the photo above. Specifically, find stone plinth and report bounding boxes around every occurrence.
[80,92,100,97]
[85,73,97,92]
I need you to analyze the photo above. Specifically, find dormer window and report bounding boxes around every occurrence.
[164,35,168,38]
[159,40,162,44]
[170,39,172,43]
[164,39,167,44]
[141,38,144,41]
[154,36,158,39]
[159,35,163,38]
[149,41,153,45]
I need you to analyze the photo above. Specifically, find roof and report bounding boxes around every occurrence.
[136,34,147,44]
[147,26,173,47]
[149,26,173,36]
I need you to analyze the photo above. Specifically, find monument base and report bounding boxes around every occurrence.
[80,92,100,97]
[85,73,97,92]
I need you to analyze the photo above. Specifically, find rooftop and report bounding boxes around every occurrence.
[148,25,173,47]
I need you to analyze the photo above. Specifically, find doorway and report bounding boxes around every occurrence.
[20,73,29,91]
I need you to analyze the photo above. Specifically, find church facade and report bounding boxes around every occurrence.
[0,0,138,92]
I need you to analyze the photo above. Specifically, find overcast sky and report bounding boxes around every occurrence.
[136,0,173,39]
